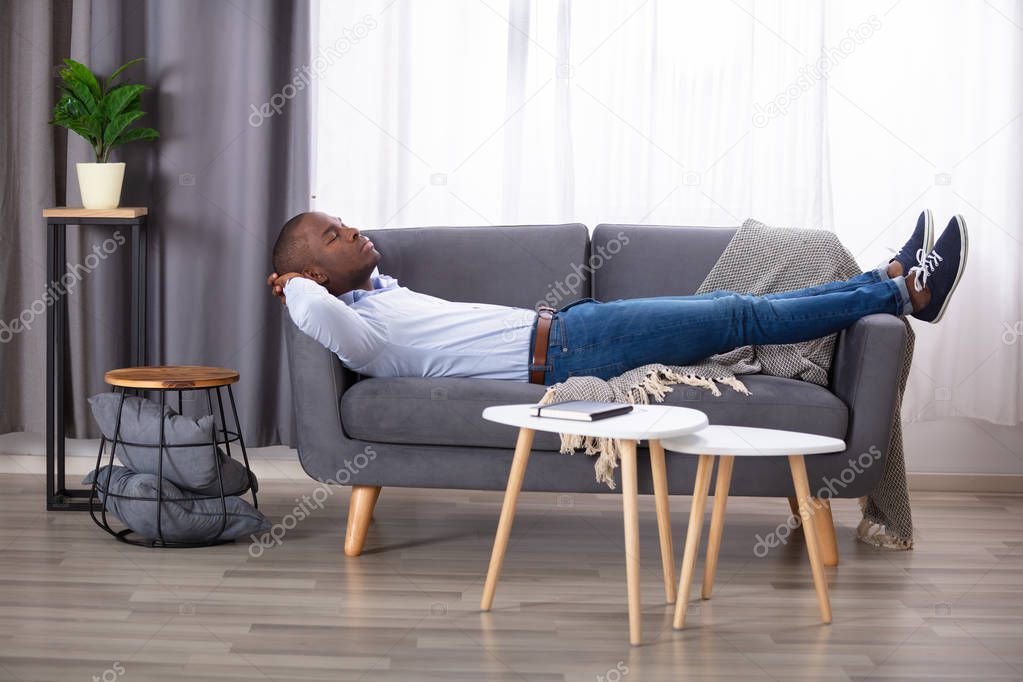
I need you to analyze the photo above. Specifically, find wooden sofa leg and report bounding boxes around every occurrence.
[788,496,839,567]
[344,485,381,557]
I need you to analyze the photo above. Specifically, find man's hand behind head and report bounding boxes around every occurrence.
[266,272,305,305]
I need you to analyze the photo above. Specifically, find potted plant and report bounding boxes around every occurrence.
[50,58,159,209]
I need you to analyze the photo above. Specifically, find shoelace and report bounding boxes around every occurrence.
[908,247,942,292]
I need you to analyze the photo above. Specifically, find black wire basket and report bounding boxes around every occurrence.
[88,384,258,548]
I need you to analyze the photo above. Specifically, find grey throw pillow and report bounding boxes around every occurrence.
[84,465,270,543]
[88,392,254,497]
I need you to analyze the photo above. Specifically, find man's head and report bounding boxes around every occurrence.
[272,212,381,295]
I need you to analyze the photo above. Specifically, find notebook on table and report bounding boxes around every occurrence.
[530,400,633,421]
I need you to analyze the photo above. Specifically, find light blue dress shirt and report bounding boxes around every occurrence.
[284,271,534,381]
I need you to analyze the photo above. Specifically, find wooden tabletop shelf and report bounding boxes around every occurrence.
[43,207,148,219]
[105,365,240,389]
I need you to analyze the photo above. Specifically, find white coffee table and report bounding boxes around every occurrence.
[660,425,846,629]
[480,403,708,646]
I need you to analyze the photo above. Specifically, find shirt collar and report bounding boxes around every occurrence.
[338,268,399,305]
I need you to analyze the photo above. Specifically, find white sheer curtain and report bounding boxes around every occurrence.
[313,0,1023,426]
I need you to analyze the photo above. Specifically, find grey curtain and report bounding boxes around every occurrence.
[0,0,311,446]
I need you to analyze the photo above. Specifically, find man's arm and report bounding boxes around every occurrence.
[280,276,384,370]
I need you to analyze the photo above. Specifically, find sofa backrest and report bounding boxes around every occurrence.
[365,223,591,309]
[592,224,736,299]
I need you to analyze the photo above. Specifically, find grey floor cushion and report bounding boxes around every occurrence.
[89,392,253,496]
[84,465,270,543]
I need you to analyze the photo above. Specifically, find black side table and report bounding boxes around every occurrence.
[43,207,149,511]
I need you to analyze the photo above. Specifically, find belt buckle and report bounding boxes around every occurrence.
[536,304,557,317]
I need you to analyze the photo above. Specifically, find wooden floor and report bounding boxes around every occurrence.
[1,473,1021,681]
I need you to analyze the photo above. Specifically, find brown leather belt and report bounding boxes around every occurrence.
[529,307,556,385]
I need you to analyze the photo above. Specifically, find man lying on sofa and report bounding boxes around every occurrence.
[266,211,967,386]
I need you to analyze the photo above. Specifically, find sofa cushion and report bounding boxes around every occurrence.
[340,374,847,450]
[340,377,563,451]
[365,223,591,309]
[592,224,737,300]
[656,374,847,437]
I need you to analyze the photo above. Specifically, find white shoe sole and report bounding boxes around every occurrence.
[928,214,968,324]
[922,208,934,254]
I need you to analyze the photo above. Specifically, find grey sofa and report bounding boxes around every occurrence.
[283,223,907,559]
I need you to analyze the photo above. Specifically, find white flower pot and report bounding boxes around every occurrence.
[76,162,126,209]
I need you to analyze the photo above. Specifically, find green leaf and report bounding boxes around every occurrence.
[50,77,102,146]
[54,109,102,142]
[103,110,146,148]
[50,111,77,128]
[103,84,147,118]
[53,93,86,119]
[59,76,100,116]
[113,126,160,146]
[52,116,102,146]
[111,126,160,149]
[104,57,145,91]
[62,58,101,100]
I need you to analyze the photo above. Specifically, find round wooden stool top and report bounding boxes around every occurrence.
[104,365,239,389]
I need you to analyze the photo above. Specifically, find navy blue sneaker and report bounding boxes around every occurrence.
[910,215,969,323]
[891,209,934,275]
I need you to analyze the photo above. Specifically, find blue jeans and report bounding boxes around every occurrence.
[539,266,911,385]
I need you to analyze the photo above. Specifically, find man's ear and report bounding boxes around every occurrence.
[302,268,328,286]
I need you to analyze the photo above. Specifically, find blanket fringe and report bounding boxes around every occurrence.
[538,386,558,405]
[855,497,914,550]
[716,375,752,396]
[855,518,915,550]
[540,384,630,487]
[655,368,721,397]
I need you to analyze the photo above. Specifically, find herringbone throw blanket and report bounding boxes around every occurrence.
[539,219,914,549]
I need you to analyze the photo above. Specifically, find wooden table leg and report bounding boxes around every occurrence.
[702,455,734,600]
[814,498,840,567]
[673,454,714,630]
[619,439,643,646]
[480,427,535,611]
[648,439,676,603]
[789,495,839,567]
[788,496,802,534]
[788,455,833,624]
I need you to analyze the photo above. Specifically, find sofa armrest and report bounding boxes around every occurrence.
[823,314,908,494]
[283,314,362,482]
